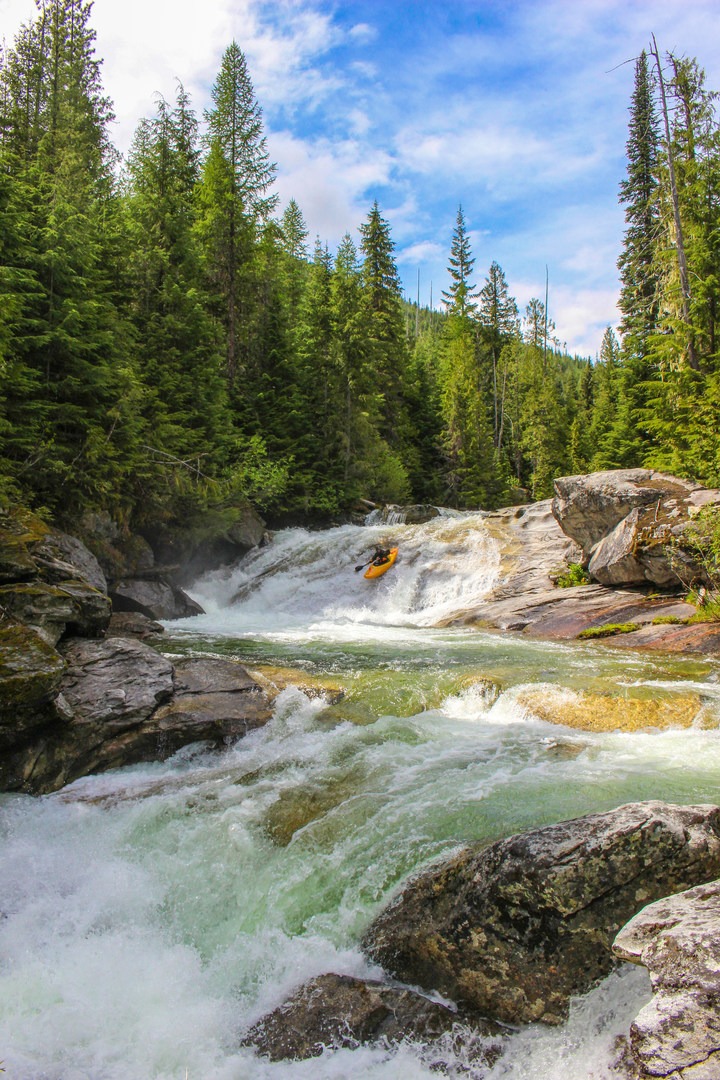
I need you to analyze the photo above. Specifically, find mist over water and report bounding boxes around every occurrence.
[2,516,718,1078]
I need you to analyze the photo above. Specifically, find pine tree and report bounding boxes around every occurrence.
[0,0,138,516]
[196,41,277,387]
[478,260,519,446]
[280,198,309,261]
[442,205,478,320]
[438,320,499,507]
[121,85,229,513]
[359,201,410,451]
[618,51,661,362]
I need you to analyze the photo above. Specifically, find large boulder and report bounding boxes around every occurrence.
[34,529,108,593]
[145,657,274,750]
[59,637,174,728]
[0,648,277,794]
[0,579,110,645]
[362,802,720,1026]
[613,880,720,1079]
[240,973,499,1063]
[552,471,720,589]
[110,577,203,620]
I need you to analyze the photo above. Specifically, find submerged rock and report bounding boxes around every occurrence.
[515,686,713,733]
[613,880,720,1079]
[241,973,502,1064]
[362,802,720,1026]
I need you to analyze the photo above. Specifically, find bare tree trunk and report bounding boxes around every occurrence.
[650,34,698,370]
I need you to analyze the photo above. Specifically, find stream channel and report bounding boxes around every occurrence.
[2,514,720,1078]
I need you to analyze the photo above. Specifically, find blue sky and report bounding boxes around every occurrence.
[3,0,720,356]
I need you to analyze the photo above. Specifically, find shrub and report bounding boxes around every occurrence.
[554,562,591,588]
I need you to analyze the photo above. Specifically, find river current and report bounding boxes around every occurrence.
[2,514,720,1078]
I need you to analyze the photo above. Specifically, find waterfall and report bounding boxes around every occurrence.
[174,513,502,635]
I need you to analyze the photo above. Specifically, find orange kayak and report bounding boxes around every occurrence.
[364,547,399,579]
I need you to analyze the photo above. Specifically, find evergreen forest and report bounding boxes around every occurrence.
[2,2,720,531]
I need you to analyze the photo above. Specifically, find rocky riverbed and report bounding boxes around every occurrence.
[3,469,720,1077]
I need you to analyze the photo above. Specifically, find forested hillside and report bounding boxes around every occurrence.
[1,2,719,530]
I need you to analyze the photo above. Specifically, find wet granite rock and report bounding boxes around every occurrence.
[147,657,274,747]
[110,577,203,620]
[106,611,165,639]
[613,879,720,1080]
[59,637,174,728]
[241,973,502,1063]
[362,802,720,1026]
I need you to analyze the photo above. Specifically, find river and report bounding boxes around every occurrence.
[2,514,720,1078]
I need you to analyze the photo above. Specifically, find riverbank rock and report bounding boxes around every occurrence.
[613,880,720,1079]
[362,802,720,1026]
[106,611,165,640]
[110,576,203,620]
[241,973,502,1064]
[0,646,277,793]
[59,637,174,728]
[0,622,66,744]
[552,470,720,588]
[443,489,720,651]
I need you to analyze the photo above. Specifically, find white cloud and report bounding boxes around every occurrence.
[270,129,394,243]
[347,108,372,137]
[397,240,445,266]
[349,22,377,43]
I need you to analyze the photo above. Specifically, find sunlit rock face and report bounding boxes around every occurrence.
[552,469,720,588]
[362,802,720,1026]
[614,880,720,1079]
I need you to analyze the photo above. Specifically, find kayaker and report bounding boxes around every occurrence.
[354,543,393,572]
[370,544,391,566]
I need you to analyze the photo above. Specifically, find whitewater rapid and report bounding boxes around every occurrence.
[173,514,502,634]
[2,513,720,1079]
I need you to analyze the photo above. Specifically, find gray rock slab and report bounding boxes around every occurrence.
[614,880,720,1079]
[59,637,174,728]
[362,802,720,1026]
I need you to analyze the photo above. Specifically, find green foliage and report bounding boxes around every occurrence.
[223,435,290,509]
[670,506,720,597]
[555,563,591,588]
[686,596,720,623]
[578,623,641,639]
[5,6,720,532]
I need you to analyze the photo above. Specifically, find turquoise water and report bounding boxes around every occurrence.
[1,517,718,1078]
